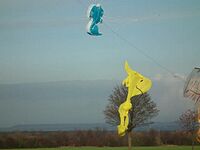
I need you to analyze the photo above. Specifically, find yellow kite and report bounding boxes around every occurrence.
[118,61,152,136]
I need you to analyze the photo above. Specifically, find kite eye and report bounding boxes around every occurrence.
[140,80,143,82]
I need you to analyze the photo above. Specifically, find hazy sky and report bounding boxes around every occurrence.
[0,0,200,83]
[0,0,199,127]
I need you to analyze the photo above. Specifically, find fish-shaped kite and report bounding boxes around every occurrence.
[118,61,152,136]
[86,4,104,36]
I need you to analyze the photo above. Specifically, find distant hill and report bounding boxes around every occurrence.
[0,122,180,132]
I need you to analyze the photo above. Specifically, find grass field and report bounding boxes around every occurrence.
[2,146,200,150]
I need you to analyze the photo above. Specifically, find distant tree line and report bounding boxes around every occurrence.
[0,129,199,148]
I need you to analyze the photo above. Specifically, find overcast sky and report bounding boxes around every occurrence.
[0,0,199,127]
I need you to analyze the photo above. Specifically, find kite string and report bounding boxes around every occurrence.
[104,22,185,81]
[76,0,185,82]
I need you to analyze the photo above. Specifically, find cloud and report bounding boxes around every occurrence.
[106,11,200,24]
[150,73,194,122]
[153,74,162,81]
[0,78,195,127]
[153,73,186,82]
[0,18,86,29]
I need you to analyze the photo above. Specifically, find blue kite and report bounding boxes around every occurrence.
[86,4,104,36]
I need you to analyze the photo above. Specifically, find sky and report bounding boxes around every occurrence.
[0,0,200,127]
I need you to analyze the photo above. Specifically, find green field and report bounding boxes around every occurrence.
[2,146,200,150]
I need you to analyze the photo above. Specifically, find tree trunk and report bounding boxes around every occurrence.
[128,131,132,150]
[192,132,194,150]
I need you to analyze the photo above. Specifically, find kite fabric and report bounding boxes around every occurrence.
[117,61,152,136]
[197,107,200,143]
[86,4,104,36]
[183,67,200,103]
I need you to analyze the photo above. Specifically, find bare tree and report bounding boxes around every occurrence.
[179,109,199,150]
[104,85,159,149]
